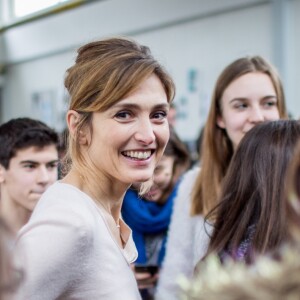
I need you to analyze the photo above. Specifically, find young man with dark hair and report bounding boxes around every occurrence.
[0,118,59,232]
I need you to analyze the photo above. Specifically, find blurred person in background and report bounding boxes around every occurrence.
[122,126,190,299]
[156,55,288,299]
[0,217,23,300]
[167,102,177,127]
[0,118,59,233]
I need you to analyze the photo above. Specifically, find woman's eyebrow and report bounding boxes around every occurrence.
[113,102,169,110]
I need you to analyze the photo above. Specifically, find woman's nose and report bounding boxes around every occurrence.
[249,106,264,124]
[134,120,155,145]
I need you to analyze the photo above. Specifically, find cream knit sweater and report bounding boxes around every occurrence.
[17,182,141,300]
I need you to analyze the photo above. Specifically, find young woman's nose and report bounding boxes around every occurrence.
[134,119,155,145]
[249,105,264,123]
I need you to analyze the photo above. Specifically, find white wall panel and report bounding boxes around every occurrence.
[2,0,298,142]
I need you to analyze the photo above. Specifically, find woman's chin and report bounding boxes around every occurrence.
[131,173,153,183]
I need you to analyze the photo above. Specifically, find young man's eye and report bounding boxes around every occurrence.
[47,162,58,170]
[24,164,35,169]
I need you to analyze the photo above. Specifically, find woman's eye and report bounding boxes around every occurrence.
[152,111,167,120]
[263,101,276,107]
[115,111,131,119]
[234,103,247,110]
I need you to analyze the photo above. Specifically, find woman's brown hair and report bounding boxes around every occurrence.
[191,56,288,216]
[285,141,300,241]
[205,120,300,263]
[64,37,175,176]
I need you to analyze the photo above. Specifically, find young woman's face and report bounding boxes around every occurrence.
[143,155,175,202]
[217,72,280,150]
[86,74,170,185]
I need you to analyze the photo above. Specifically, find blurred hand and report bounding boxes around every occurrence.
[131,264,159,289]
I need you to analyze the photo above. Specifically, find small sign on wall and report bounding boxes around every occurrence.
[31,88,69,132]
[175,68,209,141]
[31,90,55,127]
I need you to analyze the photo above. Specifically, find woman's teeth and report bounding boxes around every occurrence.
[123,150,151,160]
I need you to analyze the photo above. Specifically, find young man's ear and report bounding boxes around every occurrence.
[0,164,6,183]
[66,110,89,145]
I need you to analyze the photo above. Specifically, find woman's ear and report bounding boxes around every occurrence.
[66,110,89,145]
[216,114,226,129]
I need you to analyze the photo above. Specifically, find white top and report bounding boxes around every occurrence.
[16,182,141,300]
[155,167,212,300]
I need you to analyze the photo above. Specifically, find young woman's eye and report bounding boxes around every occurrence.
[263,101,276,108]
[234,103,247,110]
[152,111,167,120]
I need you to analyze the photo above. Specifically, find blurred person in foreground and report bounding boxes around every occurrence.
[180,120,300,300]
[0,217,24,300]
[122,126,191,299]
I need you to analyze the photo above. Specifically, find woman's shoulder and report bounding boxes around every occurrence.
[36,182,93,209]
[29,182,99,227]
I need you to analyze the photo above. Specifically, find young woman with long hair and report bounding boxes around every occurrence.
[156,56,287,299]
[205,120,300,263]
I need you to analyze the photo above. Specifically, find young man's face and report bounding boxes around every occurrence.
[0,145,59,212]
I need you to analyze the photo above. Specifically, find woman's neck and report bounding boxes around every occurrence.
[62,168,129,223]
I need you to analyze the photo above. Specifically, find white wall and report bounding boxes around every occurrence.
[134,3,273,140]
[1,0,298,140]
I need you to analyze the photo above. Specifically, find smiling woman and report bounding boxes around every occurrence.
[16,37,175,300]
[80,75,170,186]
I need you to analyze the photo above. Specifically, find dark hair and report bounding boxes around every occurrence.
[57,128,69,179]
[164,126,190,171]
[206,120,300,263]
[285,141,300,241]
[0,118,59,169]
[159,126,191,202]
[191,56,287,216]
